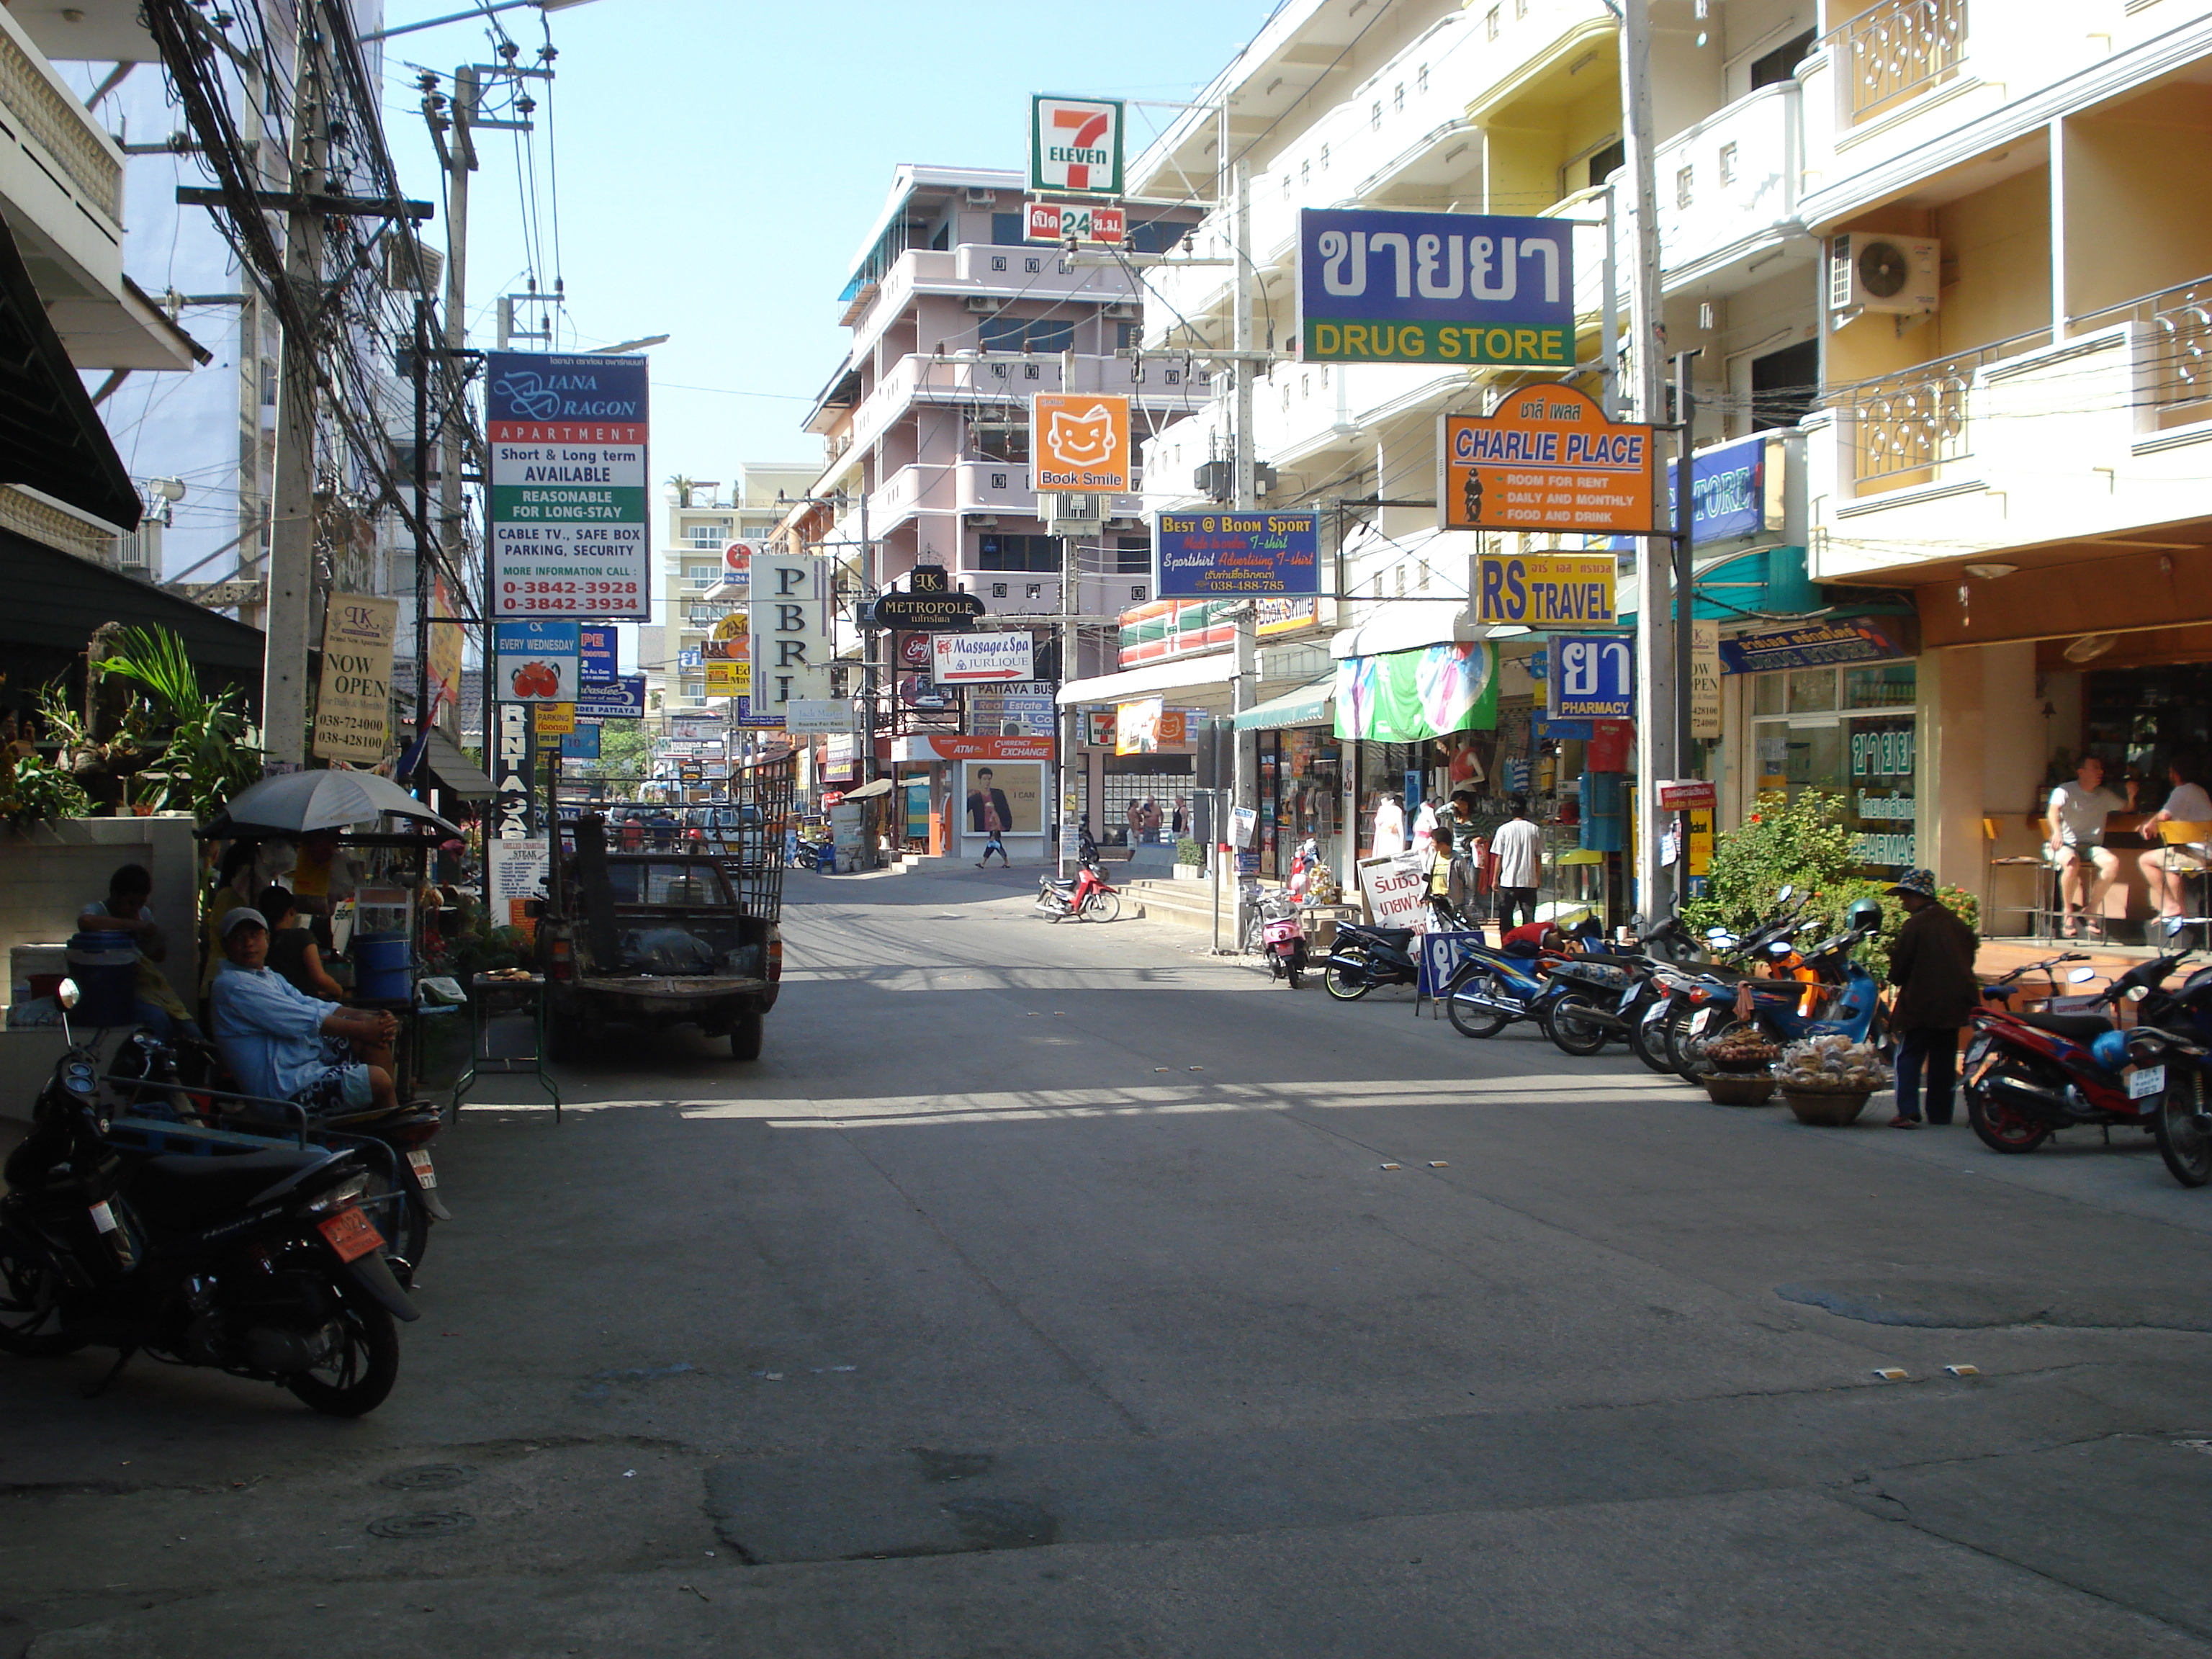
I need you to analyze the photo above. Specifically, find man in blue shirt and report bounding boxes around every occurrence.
[210,908,399,1115]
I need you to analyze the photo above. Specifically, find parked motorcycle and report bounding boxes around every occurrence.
[1671,902,1888,1078]
[0,982,418,1415]
[1241,886,1309,989]
[1440,940,1571,1040]
[1035,857,1121,922]
[1322,918,1424,1000]
[1964,951,2211,1169]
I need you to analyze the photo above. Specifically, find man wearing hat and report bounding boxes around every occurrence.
[210,907,400,1117]
[1884,868,1982,1129]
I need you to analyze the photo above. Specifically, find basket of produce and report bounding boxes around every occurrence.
[1707,1028,1781,1075]
[1701,1074,1777,1107]
[1771,1035,1892,1126]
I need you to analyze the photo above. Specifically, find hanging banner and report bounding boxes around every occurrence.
[1691,620,1722,738]
[579,624,618,684]
[1155,511,1321,598]
[492,701,534,840]
[310,593,398,765]
[426,575,464,714]
[1031,392,1130,494]
[1299,209,1573,367]
[747,553,834,721]
[492,620,582,703]
[1442,387,1656,536]
[486,350,649,620]
[1333,642,1499,742]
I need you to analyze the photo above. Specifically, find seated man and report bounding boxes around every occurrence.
[79,861,202,1041]
[210,907,398,1116]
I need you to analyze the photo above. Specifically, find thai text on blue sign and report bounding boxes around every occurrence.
[1718,616,1914,674]
[1155,511,1321,598]
[1549,635,1635,719]
[1298,209,1572,367]
[1603,437,1768,549]
[579,624,618,683]
[572,674,647,721]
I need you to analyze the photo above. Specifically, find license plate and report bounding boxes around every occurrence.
[2127,1064,2167,1100]
[1690,1007,1715,1035]
[405,1149,437,1188]
[1641,1000,1671,1027]
[317,1207,385,1264]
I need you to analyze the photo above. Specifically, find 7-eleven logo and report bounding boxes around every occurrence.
[1032,95,1123,198]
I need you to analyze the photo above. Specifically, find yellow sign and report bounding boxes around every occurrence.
[311,593,399,765]
[1473,552,1619,627]
[711,611,747,642]
[1441,386,1656,535]
[533,702,575,737]
[1030,392,1130,493]
[706,661,745,696]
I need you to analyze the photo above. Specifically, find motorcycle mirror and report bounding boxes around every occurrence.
[2127,984,2151,1002]
[1705,927,1732,941]
[55,978,79,1010]
[1777,884,1794,903]
[1767,940,1793,956]
[2067,966,2098,984]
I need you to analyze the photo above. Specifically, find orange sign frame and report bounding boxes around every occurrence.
[1032,392,1131,494]
[1439,385,1656,535]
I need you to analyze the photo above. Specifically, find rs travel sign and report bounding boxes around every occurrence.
[1474,553,1619,628]
[1298,209,1573,367]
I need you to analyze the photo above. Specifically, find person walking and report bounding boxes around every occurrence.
[1490,796,1544,935]
[1884,868,1982,1129]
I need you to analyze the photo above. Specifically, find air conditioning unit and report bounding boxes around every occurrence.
[1828,234,1940,318]
[963,187,999,207]
[1103,302,1140,320]
[965,295,1006,314]
[968,513,999,529]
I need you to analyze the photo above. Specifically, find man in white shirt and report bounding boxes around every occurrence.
[1491,796,1545,934]
[2046,755,2130,937]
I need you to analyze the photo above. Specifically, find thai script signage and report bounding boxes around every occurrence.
[486,351,649,619]
[1299,209,1572,366]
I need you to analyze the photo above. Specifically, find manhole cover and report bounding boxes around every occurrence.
[378,1464,474,1492]
[367,1511,476,1539]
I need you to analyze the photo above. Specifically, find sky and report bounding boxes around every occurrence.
[376,0,1273,490]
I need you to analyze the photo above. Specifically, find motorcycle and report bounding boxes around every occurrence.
[1035,856,1121,922]
[1241,886,1309,989]
[1672,907,1889,1079]
[1964,951,2211,1167]
[106,1031,449,1286]
[1439,940,1573,1040]
[0,981,419,1416]
[1322,918,1425,1000]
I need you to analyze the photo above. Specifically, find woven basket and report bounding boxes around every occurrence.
[1702,1075,1776,1107]
[1781,1088,1873,1127]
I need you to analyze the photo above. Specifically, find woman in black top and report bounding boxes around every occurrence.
[255,884,345,1000]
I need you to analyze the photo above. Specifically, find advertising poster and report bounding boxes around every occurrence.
[531,702,576,738]
[574,675,647,722]
[1155,511,1320,599]
[1032,392,1130,494]
[961,760,1043,836]
[1357,850,1434,932]
[1115,696,1164,755]
[1442,387,1655,537]
[310,593,398,765]
[487,840,550,935]
[493,620,581,703]
[579,624,618,683]
[486,351,649,619]
[1298,209,1573,367]
[933,632,1035,683]
[1334,642,1499,742]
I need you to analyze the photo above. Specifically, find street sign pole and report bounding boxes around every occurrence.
[1231,157,1256,950]
[1673,351,1700,908]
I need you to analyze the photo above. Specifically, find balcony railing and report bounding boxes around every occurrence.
[2071,275,2212,426]
[0,20,120,222]
[1837,0,1968,124]
[1825,325,2046,495]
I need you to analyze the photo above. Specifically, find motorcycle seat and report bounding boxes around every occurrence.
[1365,927,1418,945]
[125,1147,333,1233]
[2013,1010,2114,1041]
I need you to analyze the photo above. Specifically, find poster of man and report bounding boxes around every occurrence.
[962,761,1043,836]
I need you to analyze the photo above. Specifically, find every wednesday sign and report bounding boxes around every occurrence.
[487,351,650,621]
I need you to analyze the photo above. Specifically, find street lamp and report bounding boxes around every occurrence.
[589,334,670,356]
[364,0,597,43]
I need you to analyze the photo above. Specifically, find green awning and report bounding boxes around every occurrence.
[1232,678,1333,732]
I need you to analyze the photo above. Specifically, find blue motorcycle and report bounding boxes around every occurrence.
[1441,941,1582,1041]
[1673,911,1887,1079]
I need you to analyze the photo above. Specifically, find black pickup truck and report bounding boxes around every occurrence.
[538,766,790,1059]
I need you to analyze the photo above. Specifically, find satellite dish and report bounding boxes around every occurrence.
[2063,634,2118,664]
[1858,240,1910,299]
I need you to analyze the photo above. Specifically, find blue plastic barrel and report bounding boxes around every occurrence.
[66,931,138,1025]
[352,933,412,1002]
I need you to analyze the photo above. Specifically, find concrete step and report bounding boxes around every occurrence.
[1120,876,1233,935]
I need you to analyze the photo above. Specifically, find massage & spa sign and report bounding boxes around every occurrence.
[1298,209,1573,367]
[1155,511,1320,598]
[487,351,649,620]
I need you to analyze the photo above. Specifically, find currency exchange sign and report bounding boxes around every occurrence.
[1298,208,1573,367]
[486,351,649,620]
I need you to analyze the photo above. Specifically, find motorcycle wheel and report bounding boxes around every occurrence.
[2152,1065,2212,1188]
[1323,954,1372,1001]
[1444,966,1509,1039]
[284,1276,400,1418]
[1966,1070,2053,1154]
[1627,1002,1676,1075]
[0,1232,82,1357]
[361,1167,431,1287]
[1661,1003,1712,1080]
[1082,889,1122,923]
[1546,992,1611,1058]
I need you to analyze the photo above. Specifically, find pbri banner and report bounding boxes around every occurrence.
[748,553,835,723]
[485,351,649,621]
[1298,209,1572,367]
[1155,511,1321,598]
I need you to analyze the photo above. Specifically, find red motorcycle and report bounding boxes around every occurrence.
[1964,953,2205,1154]
[1035,859,1121,923]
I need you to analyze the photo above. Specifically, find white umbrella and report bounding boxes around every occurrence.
[213,769,462,836]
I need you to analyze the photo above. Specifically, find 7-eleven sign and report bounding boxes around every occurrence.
[1030,94,1124,199]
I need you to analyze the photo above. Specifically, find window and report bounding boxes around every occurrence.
[1750,339,1819,430]
[979,315,1023,352]
[1320,144,1330,171]
[1300,159,1310,187]
[1282,174,1292,202]
[1485,6,1499,40]
[1586,139,1625,190]
[978,533,1058,572]
[1675,165,1694,209]
[1515,0,1527,16]
[1370,102,1382,131]
[1393,83,1405,112]
[1117,320,1141,351]
[1027,318,1074,354]
[1750,29,1817,91]
[1300,374,1310,400]
[1718,142,1738,186]
[1025,583,1043,599]
[1115,536,1150,574]
[684,564,718,585]
[1417,63,1429,94]
[990,212,1026,246]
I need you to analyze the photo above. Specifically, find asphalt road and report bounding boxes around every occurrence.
[5,865,2212,1657]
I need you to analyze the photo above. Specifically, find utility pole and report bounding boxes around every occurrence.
[1618,0,1676,919]
[1056,348,1079,881]
[434,64,477,638]
[1229,156,1256,945]
[1672,351,1699,911]
[261,2,331,768]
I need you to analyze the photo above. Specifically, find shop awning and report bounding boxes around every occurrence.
[1056,651,1237,706]
[419,729,494,800]
[1232,677,1333,732]
[841,776,896,800]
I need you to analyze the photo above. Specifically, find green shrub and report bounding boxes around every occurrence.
[1174,837,1205,866]
[1794,876,1979,981]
